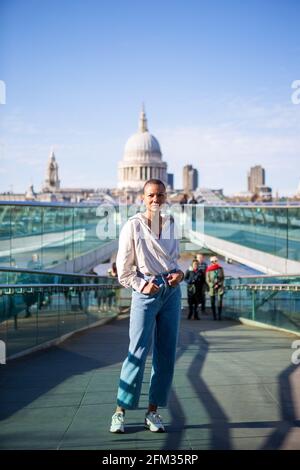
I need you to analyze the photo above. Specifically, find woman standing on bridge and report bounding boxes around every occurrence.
[206,256,224,320]
[110,179,184,434]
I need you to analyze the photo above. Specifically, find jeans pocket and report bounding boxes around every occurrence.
[133,288,160,298]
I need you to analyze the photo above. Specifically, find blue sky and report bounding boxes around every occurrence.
[0,0,300,195]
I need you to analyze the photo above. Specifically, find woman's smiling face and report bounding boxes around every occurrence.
[143,183,166,213]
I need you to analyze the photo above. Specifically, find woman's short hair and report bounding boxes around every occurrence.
[143,179,166,193]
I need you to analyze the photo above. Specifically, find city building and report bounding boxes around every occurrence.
[183,165,198,193]
[295,179,300,199]
[0,149,112,204]
[2,113,286,206]
[39,150,96,202]
[229,191,253,202]
[0,191,28,202]
[167,173,174,190]
[193,187,225,204]
[247,165,265,194]
[25,184,37,201]
[256,185,272,202]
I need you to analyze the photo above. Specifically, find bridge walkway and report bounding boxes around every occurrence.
[0,311,299,450]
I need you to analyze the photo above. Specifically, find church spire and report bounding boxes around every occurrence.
[139,104,148,132]
[49,147,55,162]
[43,148,60,192]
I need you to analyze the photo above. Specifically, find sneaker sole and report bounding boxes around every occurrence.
[145,423,165,433]
[110,428,125,434]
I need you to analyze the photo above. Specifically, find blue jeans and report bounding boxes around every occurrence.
[117,282,181,409]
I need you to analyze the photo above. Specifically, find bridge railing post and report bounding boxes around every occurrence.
[0,340,6,364]
[251,290,256,321]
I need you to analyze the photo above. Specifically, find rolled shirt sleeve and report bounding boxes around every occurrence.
[116,221,147,293]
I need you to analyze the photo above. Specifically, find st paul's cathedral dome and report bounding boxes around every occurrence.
[118,108,167,190]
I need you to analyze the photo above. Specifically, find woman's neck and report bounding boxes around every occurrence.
[144,211,162,237]
[145,209,161,222]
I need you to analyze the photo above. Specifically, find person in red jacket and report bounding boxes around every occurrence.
[206,256,224,320]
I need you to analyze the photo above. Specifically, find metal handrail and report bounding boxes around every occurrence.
[225,273,300,280]
[0,283,121,288]
[1,201,300,208]
[0,266,110,279]
[0,283,121,295]
[226,283,300,291]
[0,200,101,208]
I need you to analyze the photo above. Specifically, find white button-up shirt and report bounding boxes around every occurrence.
[116,212,180,292]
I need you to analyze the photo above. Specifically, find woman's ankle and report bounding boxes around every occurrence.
[147,404,157,414]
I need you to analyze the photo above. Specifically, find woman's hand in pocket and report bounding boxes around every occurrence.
[141,282,160,295]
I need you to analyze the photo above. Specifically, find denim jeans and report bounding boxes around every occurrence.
[210,294,223,320]
[117,283,181,409]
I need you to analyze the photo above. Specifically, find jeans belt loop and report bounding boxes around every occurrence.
[138,269,177,286]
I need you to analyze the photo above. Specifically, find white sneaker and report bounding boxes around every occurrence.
[110,411,125,433]
[145,412,165,432]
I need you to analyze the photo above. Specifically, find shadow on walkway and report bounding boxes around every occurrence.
[1,311,299,450]
[0,316,130,421]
